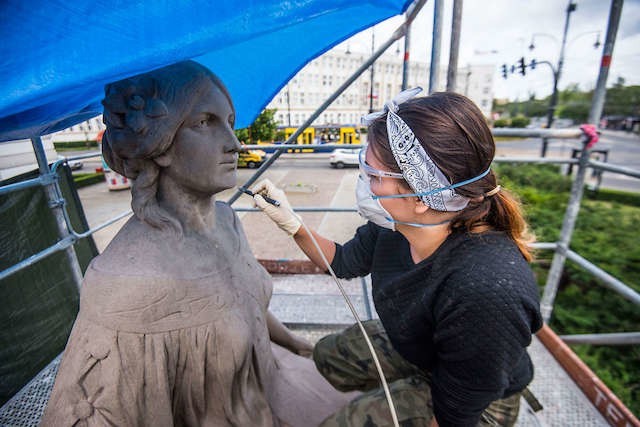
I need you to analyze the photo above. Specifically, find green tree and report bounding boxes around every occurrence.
[234,128,249,144]
[235,108,279,144]
[250,108,278,143]
[557,101,590,122]
[494,79,639,126]
[604,83,640,117]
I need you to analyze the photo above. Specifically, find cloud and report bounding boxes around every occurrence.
[342,0,639,101]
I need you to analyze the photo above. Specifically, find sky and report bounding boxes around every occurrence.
[342,0,640,101]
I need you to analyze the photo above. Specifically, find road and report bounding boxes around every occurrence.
[75,130,638,256]
[77,156,364,259]
[66,129,640,193]
[494,129,640,193]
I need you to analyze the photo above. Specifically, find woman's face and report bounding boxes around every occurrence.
[365,146,417,222]
[164,78,241,195]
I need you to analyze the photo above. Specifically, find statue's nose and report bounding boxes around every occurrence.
[225,128,242,153]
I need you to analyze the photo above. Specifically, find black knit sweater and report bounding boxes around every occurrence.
[330,222,542,427]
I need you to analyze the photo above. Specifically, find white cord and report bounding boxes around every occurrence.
[290,210,401,427]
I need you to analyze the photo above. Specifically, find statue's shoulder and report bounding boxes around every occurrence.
[91,217,180,278]
[215,200,238,222]
[214,200,245,238]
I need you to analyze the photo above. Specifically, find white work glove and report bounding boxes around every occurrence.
[251,179,301,236]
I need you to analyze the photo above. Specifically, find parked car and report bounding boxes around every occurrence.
[238,150,266,168]
[57,156,83,171]
[329,148,359,168]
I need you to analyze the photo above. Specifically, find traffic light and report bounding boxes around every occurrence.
[518,57,526,75]
[530,58,536,70]
[501,64,508,79]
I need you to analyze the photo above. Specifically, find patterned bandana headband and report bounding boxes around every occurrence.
[361,87,490,212]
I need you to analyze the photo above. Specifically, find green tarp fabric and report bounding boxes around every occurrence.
[0,165,98,405]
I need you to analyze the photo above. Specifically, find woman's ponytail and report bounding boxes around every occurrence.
[450,187,535,261]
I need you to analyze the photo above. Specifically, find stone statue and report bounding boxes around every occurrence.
[41,61,355,426]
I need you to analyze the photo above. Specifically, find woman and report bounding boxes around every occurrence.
[42,61,347,427]
[252,90,543,427]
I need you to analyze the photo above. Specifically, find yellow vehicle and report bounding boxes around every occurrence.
[237,150,265,168]
[270,125,362,153]
[283,127,315,153]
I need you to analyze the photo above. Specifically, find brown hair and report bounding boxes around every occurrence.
[368,92,534,261]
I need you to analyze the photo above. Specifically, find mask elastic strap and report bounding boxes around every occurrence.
[386,217,452,228]
[373,167,491,200]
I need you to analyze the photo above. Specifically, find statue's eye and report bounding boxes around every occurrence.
[195,117,210,128]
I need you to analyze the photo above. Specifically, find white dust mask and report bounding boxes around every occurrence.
[355,173,396,231]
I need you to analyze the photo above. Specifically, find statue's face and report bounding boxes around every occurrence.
[163,78,241,195]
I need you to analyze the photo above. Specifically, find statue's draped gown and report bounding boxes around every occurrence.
[42,202,354,426]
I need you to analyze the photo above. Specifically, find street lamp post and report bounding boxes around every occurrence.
[549,1,576,130]
[286,85,292,126]
[529,26,601,156]
[527,0,576,157]
[346,34,377,114]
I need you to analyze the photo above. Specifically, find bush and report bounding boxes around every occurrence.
[510,116,531,128]
[496,163,640,415]
[73,172,104,188]
[53,140,98,151]
[493,118,510,128]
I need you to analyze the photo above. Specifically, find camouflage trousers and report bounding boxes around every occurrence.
[313,320,520,427]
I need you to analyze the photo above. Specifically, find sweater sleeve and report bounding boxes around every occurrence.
[330,221,380,279]
[429,265,540,427]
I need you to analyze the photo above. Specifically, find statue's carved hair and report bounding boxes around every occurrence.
[101,61,230,232]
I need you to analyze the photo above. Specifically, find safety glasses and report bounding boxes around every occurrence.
[358,147,404,186]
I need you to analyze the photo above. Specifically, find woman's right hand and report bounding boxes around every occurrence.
[251,179,301,236]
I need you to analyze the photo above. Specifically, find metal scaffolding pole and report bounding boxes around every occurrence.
[540,0,625,323]
[369,31,376,113]
[428,0,443,93]
[31,136,83,290]
[401,24,411,90]
[540,138,590,322]
[588,0,623,125]
[446,0,463,92]
[227,0,428,205]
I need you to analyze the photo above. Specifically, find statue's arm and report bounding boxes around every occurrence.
[266,310,313,357]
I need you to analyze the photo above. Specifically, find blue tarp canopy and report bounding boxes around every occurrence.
[0,0,412,142]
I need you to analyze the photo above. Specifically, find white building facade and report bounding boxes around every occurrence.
[266,46,495,127]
